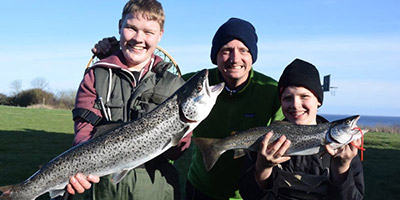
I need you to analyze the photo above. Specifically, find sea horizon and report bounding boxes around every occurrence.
[320,114,400,127]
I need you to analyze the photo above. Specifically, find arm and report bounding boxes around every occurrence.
[325,138,364,199]
[72,69,101,146]
[240,132,291,199]
[255,132,291,188]
[67,69,102,195]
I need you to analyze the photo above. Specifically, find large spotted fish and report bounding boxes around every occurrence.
[194,115,367,171]
[0,69,224,200]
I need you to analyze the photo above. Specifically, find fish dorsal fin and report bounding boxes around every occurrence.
[111,169,131,184]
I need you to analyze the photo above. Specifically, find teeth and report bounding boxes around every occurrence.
[227,66,242,69]
[128,44,144,50]
[291,111,306,117]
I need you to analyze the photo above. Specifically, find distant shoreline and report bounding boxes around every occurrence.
[321,114,400,134]
[321,114,400,127]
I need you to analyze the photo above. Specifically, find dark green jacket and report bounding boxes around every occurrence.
[185,67,284,200]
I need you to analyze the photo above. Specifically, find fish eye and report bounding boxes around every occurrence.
[197,85,202,92]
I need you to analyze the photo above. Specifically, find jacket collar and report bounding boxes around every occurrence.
[217,67,254,96]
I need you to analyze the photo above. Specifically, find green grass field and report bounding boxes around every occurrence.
[0,105,75,199]
[0,105,399,200]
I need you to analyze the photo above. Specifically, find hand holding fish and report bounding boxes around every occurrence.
[66,173,100,195]
[255,132,291,189]
[326,138,362,184]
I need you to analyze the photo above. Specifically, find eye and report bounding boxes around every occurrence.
[197,84,202,92]
[145,30,155,35]
[239,48,250,54]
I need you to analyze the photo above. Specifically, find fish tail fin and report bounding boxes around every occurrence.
[0,185,14,200]
[193,137,223,171]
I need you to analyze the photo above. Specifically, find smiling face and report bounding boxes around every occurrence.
[281,86,321,125]
[119,13,163,70]
[216,39,252,89]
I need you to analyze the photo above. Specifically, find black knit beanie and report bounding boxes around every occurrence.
[210,17,258,65]
[278,58,323,105]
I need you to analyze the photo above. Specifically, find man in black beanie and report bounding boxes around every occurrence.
[207,17,259,90]
[183,17,284,200]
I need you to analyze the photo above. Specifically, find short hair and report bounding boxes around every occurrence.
[121,0,165,30]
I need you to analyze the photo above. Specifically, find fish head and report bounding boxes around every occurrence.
[328,115,368,144]
[177,69,224,124]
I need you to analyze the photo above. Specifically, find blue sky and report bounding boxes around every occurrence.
[1,0,399,117]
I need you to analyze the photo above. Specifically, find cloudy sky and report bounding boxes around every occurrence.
[1,0,399,117]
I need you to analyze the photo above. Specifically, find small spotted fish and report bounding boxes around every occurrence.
[0,69,224,200]
[194,115,367,171]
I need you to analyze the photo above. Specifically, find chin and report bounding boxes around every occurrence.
[290,116,308,125]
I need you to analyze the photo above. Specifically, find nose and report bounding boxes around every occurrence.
[292,96,302,109]
[229,49,240,64]
[132,30,145,42]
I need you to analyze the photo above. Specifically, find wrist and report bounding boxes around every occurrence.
[254,165,273,189]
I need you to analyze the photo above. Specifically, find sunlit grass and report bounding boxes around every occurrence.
[0,105,399,200]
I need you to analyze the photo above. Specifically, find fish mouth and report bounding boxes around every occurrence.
[328,115,368,144]
[209,82,225,95]
[204,71,225,97]
[351,115,360,128]
[349,115,361,136]
[349,115,368,134]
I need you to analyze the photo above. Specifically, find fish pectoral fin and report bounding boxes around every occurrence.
[111,169,131,184]
[49,189,66,199]
[233,149,246,159]
[170,126,190,147]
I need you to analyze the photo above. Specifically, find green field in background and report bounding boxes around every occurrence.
[0,105,399,200]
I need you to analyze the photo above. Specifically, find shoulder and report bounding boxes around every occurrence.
[153,61,185,90]
[316,115,329,123]
[251,69,278,86]
[245,69,279,97]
